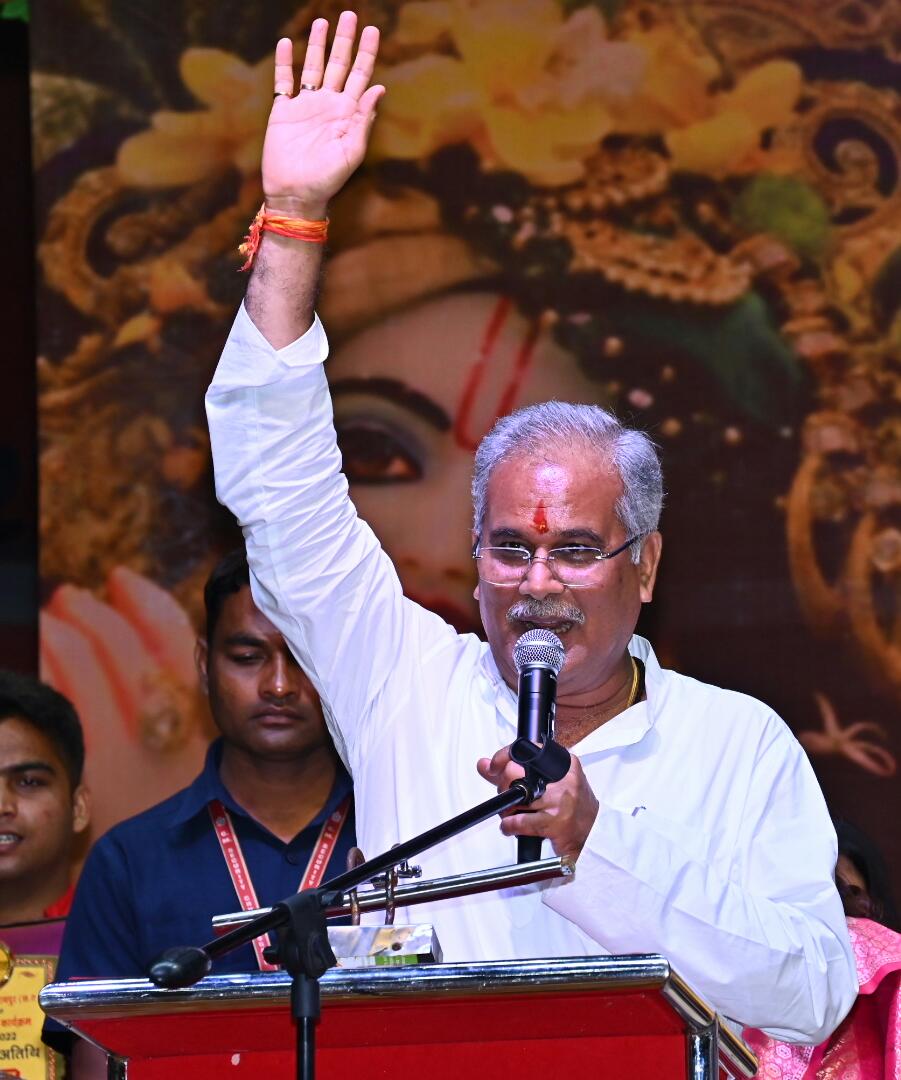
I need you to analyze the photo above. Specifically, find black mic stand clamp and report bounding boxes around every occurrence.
[511,732,572,865]
[509,734,571,799]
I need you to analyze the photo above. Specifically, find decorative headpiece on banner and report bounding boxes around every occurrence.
[29,0,901,742]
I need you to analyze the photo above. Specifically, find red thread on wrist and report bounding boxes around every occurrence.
[238,202,329,270]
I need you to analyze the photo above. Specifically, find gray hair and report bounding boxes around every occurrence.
[472,401,663,563]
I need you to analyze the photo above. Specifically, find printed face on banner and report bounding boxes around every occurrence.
[28,0,901,877]
[329,291,603,634]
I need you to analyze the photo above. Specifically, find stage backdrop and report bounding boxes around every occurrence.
[31,0,901,882]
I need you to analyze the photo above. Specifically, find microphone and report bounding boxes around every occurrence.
[513,629,565,864]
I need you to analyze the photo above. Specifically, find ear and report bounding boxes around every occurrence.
[195,637,210,696]
[637,531,662,604]
[71,783,91,835]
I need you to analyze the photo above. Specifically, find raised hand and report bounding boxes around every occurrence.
[263,13,384,216]
[244,13,384,346]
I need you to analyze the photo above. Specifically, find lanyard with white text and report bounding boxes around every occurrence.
[208,795,351,972]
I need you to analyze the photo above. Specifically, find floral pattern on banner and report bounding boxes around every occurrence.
[372,0,803,183]
[28,0,901,854]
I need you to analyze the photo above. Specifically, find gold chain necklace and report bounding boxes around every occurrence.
[625,656,641,709]
[557,657,643,748]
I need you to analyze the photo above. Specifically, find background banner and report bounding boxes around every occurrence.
[30,1,901,884]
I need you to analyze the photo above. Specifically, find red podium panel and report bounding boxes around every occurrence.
[41,955,757,1078]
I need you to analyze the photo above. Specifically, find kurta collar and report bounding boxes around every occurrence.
[477,635,663,753]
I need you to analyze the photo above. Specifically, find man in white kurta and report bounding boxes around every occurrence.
[205,14,856,1044]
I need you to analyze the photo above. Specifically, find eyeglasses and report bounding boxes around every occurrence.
[473,538,639,588]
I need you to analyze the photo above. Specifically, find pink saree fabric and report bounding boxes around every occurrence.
[744,918,901,1078]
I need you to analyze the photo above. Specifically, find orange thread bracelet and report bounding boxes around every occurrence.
[238,203,329,271]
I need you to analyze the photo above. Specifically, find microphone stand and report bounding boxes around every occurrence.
[516,695,567,865]
[148,740,570,1080]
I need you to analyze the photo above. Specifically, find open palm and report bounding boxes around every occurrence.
[262,17,383,209]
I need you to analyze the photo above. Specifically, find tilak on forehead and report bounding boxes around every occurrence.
[453,298,540,452]
[532,502,549,533]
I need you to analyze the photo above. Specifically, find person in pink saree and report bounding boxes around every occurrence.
[745,822,901,1079]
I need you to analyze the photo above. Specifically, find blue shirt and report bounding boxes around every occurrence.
[53,740,355,982]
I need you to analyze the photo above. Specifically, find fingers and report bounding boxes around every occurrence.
[357,82,386,120]
[273,36,296,96]
[344,25,381,100]
[278,16,381,103]
[490,746,513,772]
[477,746,524,785]
[322,12,381,96]
[342,83,386,163]
[500,811,548,837]
[322,10,358,91]
[298,19,328,91]
[492,751,597,840]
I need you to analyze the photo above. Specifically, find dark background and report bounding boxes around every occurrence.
[0,15,38,675]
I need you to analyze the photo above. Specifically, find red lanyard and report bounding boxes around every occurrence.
[208,795,351,972]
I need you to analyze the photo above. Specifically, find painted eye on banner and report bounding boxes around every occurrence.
[336,420,423,484]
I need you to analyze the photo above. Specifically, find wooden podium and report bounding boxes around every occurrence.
[41,954,757,1078]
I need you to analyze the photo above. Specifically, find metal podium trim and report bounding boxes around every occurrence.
[41,954,757,1076]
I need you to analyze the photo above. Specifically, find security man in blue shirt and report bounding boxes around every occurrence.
[44,550,355,1070]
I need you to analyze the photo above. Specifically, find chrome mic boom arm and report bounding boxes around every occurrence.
[210,856,575,935]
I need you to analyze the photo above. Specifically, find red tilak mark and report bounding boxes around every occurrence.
[453,297,541,452]
[533,503,549,534]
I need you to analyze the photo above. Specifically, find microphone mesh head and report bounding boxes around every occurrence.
[513,628,566,675]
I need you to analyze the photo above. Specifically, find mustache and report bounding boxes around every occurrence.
[505,597,585,626]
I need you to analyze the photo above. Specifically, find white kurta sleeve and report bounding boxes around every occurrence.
[205,305,451,761]
[543,715,857,1043]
